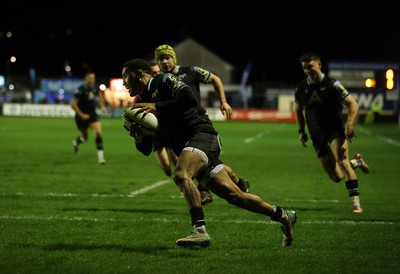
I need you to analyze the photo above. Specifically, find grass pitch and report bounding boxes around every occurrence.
[0,116,399,274]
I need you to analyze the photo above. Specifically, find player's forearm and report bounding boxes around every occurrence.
[346,102,359,126]
[294,109,306,132]
[212,80,227,104]
[98,93,106,109]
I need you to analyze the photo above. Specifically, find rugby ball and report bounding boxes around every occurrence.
[122,106,159,136]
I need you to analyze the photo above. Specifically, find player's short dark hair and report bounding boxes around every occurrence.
[299,52,321,63]
[122,59,151,74]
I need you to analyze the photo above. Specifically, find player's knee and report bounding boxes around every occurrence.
[337,159,349,169]
[330,173,343,183]
[172,170,190,186]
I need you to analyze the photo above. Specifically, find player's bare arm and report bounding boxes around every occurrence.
[209,74,232,119]
[98,92,106,113]
[342,95,359,140]
[294,103,308,147]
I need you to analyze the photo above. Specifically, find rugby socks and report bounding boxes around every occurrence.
[271,205,287,223]
[352,195,361,204]
[190,207,206,230]
[97,150,104,159]
[95,136,103,150]
[195,225,207,234]
[75,136,85,145]
[95,137,105,160]
[345,179,360,197]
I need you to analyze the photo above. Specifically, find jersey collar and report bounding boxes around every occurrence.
[147,77,154,93]
[173,65,180,74]
[307,73,325,85]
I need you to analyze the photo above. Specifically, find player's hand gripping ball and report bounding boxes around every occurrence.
[122,106,159,136]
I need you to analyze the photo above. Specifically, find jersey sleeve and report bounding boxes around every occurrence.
[72,87,81,100]
[155,73,198,113]
[192,66,211,84]
[332,80,350,100]
[135,136,153,156]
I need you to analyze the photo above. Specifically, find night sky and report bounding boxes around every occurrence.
[2,1,400,86]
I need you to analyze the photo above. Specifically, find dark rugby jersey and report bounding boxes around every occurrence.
[72,84,100,116]
[135,73,217,156]
[172,65,211,102]
[294,73,349,135]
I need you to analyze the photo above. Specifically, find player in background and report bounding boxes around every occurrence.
[150,59,161,77]
[154,44,249,205]
[294,52,369,213]
[71,71,107,164]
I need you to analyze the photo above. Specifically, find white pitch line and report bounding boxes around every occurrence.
[0,180,170,198]
[358,127,400,147]
[376,134,400,147]
[127,180,170,197]
[0,215,398,226]
[244,131,269,144]
[286,198,341,203]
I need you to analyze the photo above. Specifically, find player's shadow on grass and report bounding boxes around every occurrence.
[60,207,183,214]
[43,243,173,253]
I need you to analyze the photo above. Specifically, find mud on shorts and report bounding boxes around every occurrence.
[311,128,345,158]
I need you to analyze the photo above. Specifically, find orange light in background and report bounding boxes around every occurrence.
[386,69,394,90]
[365,78,376,88]
[109,78,125,91]
[103,78,136,107]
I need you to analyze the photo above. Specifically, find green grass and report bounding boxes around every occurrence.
[0,116,399,274]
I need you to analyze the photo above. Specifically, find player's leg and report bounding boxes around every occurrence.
[174,149,210,247]
[168,147,178,166]
[330,138,363,213]
[90,120,106,164]
[152,137,174,177]
[154,146,172,177]
[197,180,213,205]
[224,164,250,193]
[173,150,205,210]
[319,150,345,182]
[174,132,221,247]
[313,131,345,182]
[205,165,296,247]
[72,116,88,154]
